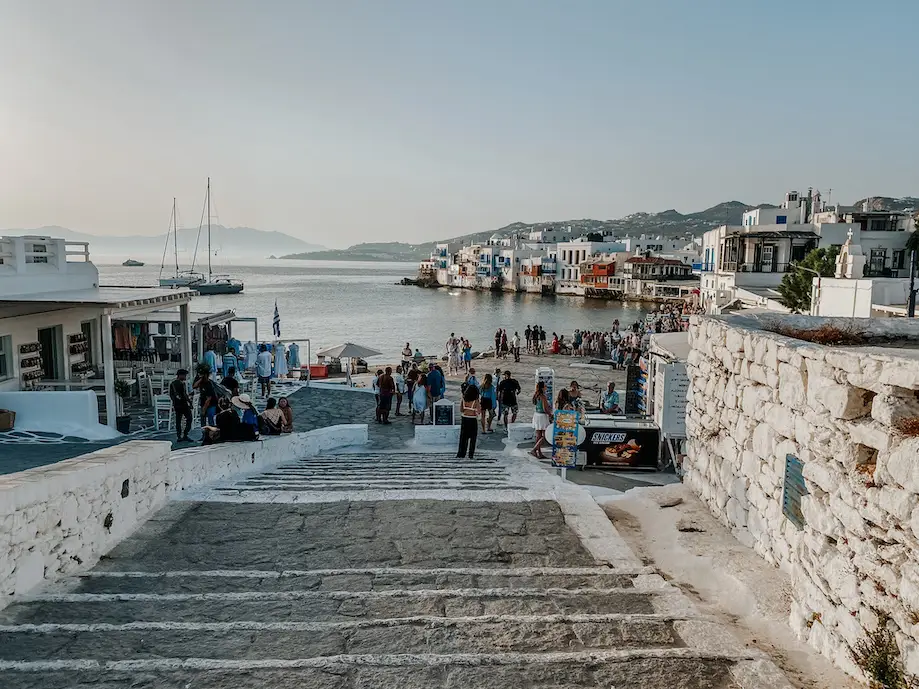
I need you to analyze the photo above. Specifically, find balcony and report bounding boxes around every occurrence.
[721,262,793,274]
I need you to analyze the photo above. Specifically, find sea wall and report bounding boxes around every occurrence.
[684,314,919,677]
[0,424,368,608]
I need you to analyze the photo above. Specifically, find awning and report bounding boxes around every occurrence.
[0,286,196,309]
[724,230,818,240]
[111,308,237,326]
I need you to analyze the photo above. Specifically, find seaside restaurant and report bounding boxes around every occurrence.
[0,235,197,430]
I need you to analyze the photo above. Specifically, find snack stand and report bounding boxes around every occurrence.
[576,414,661,470]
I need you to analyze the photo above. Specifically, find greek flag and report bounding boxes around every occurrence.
[272,300,281,338]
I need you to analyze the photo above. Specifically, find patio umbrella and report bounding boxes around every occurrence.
[316,342,382,386]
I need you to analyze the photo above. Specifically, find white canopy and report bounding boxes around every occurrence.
[316,342,382,359]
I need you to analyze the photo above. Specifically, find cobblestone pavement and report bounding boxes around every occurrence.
[0,451,791,688]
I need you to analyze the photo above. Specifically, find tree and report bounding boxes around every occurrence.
[585,231,604,242]
[778,246,839,313]
[906,217,919,265]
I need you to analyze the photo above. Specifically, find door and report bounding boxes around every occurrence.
[37,326,63,380]
[761,245,775,272]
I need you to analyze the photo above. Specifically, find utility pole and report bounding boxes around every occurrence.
[909,250,917,318]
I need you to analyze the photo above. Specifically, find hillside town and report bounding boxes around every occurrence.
[419,188,918,317]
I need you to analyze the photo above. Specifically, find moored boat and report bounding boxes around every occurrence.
[123,259,144,267]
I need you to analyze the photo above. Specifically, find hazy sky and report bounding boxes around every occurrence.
[1,1,916,248]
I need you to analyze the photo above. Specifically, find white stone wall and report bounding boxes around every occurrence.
[0,424,368,609]
[685,313,919,678]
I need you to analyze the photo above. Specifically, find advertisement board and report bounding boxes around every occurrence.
[582,425,661,469]
[550,410,581,468]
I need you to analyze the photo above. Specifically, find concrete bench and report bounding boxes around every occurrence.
[507,423,535,443]
[414,424,461,445]
[0,391,119,440]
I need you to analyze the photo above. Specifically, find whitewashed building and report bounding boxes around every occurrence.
[0,235,196,430]
[556,239,628,295]
[700,190,916,313]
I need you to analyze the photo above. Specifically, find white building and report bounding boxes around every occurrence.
[519,252,558,294]
[0,235,196,430]
[556,239,628,295]
[700,189,916,313]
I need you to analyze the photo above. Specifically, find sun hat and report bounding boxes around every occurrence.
[231,394,253,410]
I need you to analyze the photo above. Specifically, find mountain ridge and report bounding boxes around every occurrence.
[0,225,326,258]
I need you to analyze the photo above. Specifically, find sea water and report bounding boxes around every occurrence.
[99,260,650,361]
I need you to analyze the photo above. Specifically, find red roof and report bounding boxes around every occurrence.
[625,256,685,266]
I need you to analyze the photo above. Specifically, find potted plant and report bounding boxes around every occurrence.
[113,379,133,434]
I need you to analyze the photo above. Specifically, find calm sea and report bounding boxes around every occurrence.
[98,259,651,362]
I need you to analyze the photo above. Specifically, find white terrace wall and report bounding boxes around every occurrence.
[685,313,919,677]
[0,424,367,609]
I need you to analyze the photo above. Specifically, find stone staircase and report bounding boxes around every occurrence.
[0,452,789,688]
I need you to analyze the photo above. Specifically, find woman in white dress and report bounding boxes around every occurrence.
[530,381,552,459]
[274,342,289,378]
[412,372,429,425]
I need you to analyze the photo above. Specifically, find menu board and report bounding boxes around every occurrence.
[551,410,581,468]
[653,362,689,438]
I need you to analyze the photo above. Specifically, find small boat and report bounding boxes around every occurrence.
[123,259,145,267]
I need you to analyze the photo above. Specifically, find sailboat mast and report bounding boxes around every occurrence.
[207,177,212,280]
[172,198,179,276]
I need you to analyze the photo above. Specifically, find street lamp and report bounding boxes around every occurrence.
[909,250,917,318]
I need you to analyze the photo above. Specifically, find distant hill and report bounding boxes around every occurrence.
[853,197,919,215]
[282,242,424,262]
[1,225,326,259]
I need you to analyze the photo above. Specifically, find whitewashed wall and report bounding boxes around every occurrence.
[0,424,368,609]
[0,305,102,392]
[685,314,919,677]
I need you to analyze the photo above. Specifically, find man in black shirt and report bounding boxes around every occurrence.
[496,370,521,427]
[169,369,193,442]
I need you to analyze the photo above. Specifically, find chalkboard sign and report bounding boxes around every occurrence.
[433,399,455,426]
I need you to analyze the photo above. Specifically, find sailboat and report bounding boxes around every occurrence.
[188,178,244,295]
[158,198,201,287]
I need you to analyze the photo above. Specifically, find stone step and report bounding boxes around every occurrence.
[1,588,657,624]
[0,653,742,689]
[0,615,684,661]
[67,567,644,595]
[220,483,529,492]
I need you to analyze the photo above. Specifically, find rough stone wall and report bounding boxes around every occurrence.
[685,314,919,678]
[0,425,369,609]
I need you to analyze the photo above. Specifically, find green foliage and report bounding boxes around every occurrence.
[778,246,839,313]
[113,379,133,399]
[851,616,919,689]
[906,218,919,264]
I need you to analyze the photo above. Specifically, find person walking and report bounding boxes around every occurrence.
[524,325,532,353]
[412,372,429,425]
[427,364,445,403]
[456,385,481,459]
[222,347,238,379]
[372,368,384,423]
[378,366,396,424]
[479,373,497,433]
[446,333,460,376]
[169,368,193,442]
[511,331,521,362]
[530,380,552,459]
[500,329,509,359]
[256,344,273,398]
[462,339,472,373]
[539,326,547,353]
[193,363,219,427]
[401,342,413,371]
[496,370,521,427]
[394,365,406,416]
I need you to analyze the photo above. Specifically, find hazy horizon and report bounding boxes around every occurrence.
[2,1,916,246]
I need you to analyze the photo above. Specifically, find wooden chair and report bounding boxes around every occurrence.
[153,395,174,431]
[135,371,150,405]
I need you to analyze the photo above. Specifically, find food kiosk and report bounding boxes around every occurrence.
[576,414,661,470]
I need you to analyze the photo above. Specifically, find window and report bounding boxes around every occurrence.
[776,215,787,224]
[0,335,10,381]
[894,250,905,270]
[869,249,887,275]
[80,321,94,365]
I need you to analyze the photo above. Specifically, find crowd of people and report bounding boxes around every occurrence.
[168,363,294,445]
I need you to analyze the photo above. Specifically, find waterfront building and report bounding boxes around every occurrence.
[700,190,916,313]
[556,239,628,295]
[519,253,557,294]
[0,235,196,429]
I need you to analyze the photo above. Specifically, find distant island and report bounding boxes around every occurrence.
[281,242,430,262]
